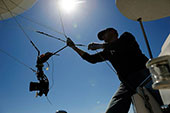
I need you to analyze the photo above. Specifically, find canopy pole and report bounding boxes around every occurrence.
[137,18,153,59]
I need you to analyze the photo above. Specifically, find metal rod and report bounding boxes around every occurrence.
[53,45,67,55]
[36,30,87,47]
[137,18,153,59]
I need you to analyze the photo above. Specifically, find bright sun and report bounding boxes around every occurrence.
[58,0,84,13]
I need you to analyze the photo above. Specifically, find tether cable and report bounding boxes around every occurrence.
[0,5,86,48]
[2,0,68,62]
[2,0,41,56]
[50,57,55,90]
[0,48,36,72]
[46,96,53,105]
[0,3,86,47]
[56,4,67,39]
[95,50,117,74]
[0,4,64,36]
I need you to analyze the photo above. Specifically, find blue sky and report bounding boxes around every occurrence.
[0,0,170,113]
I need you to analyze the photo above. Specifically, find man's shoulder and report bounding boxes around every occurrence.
[119,32,136,42]
[120,32,134,38]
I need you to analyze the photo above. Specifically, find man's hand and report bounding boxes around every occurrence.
[88,43,103,50]
[66,38,85,56]
[67,38,75,48]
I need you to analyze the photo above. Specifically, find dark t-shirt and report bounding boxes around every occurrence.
[82,32,149,78]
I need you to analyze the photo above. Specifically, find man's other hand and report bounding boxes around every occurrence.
[88,43,103,50]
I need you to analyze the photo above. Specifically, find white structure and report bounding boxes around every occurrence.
[116,0,170,21]
[0,0,37,20]
[159,34,170,105]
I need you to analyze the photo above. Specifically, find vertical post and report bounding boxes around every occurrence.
[137,18,153,59]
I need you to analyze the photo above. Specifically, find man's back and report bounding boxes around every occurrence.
[101,32,149,76]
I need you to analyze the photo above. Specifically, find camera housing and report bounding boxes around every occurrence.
[29,81,49,96]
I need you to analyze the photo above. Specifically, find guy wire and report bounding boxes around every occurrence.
[0,2,64,36]
[56,1,68,39]
[95,50,117,74]
[50,57,55,90]
[0,48,36,72]
[0,2,86,47]
[46,96,53,105]
[2,0,41,56]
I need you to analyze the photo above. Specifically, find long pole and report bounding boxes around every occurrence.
[137,18,153,59]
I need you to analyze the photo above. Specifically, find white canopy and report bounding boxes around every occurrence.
[0,0,37,20]
[116,0,170,22]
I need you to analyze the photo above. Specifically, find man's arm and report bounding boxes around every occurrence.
[67,38,107,63]
[71,46,86,57]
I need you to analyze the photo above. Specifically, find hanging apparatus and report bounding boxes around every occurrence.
[1,0,68,97]
[29,41,67,97]
[29,51,53,97]
[1,0,87,99]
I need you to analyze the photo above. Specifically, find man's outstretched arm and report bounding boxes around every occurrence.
[67,38,107,63]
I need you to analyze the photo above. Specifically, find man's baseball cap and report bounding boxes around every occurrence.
[97,28,117,40]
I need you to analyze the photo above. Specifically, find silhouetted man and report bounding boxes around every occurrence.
[67,28,162,113]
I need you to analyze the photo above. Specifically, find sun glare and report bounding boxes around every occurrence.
[58,0,84,13]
